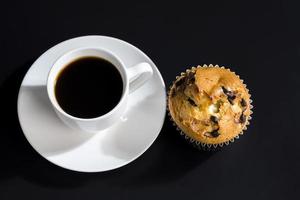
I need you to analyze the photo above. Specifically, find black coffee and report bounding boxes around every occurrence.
[55,56,123,118]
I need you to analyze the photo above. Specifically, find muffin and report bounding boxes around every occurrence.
[168,65,252,150]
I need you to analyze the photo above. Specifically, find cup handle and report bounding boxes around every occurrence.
[127,62,153,93]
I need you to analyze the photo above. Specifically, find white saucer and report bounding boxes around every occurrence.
[17,36,166,172]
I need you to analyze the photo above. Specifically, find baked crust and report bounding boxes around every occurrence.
[168,66,251,144]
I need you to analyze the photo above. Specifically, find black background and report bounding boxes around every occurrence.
[0,0,299,199]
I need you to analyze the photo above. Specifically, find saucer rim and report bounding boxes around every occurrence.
[17,35,166,172]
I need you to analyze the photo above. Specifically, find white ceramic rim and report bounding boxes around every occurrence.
[46,47,128,121]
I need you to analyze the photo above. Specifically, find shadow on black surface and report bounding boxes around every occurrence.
[0,62,216,188]
[0,61,99,188]
[125,117,216,186]
[0,60,35,180]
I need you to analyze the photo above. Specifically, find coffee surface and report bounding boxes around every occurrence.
[55,56,123,118]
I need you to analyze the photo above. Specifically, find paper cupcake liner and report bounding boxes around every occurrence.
[167,64,253,151]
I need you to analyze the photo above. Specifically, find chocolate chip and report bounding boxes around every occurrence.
[204,128,220,138]
[240,98,247,107]
[210,116,218,124]
[210,129,220,137]
[222,86,233,96]
[221,86,230,95]
[239,113,246,123]
[222,86,236,105]
[175,77,186,88]
[187,98,197,106]
[190,76,195,83]
[186,72,195,84]
[228,95,236,105]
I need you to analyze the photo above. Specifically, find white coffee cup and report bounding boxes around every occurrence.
[47,47,153,133]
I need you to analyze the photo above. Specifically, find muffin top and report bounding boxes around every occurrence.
[168,66,251,144]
